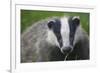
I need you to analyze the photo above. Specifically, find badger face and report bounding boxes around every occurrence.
[47,16,80,55]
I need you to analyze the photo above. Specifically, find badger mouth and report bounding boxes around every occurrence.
[59,47,73,60]
[50,45,73,61]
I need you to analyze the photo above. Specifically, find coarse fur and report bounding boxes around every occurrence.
[21,16,89,62]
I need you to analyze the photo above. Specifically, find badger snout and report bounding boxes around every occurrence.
[61,46,73,54]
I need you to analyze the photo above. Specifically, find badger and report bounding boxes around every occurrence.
[21,16,89,62]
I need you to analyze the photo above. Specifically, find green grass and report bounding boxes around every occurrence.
[21,10,90,35]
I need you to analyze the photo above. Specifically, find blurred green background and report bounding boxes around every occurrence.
[21,10,90,35]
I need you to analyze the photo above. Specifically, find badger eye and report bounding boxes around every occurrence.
[47,21,55,29]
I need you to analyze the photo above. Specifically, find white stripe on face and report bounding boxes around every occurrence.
[47,29,60,48]
[61,16,70,48]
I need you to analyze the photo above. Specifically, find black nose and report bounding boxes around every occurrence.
[62,47,72,54]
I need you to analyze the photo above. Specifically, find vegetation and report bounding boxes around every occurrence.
[21,10,90,35]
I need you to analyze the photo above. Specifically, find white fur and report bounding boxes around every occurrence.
[60,16,70,49]
[73,25,88,46]
[72,16,80,20]
[46,29,60,47]
[74,25,82,45]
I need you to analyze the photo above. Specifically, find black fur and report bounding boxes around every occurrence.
[68,17,80,46]
[48,19,63,48]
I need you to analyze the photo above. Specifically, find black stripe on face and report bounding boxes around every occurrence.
[68,17,80,46]
[51,19,63,48]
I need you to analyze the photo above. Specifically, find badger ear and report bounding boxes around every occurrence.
[73,16,80,26]
[47,21,55,29]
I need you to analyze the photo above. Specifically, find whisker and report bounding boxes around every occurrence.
[64,54,69,61]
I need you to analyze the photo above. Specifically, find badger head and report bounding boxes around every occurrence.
[47,16,80,55]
